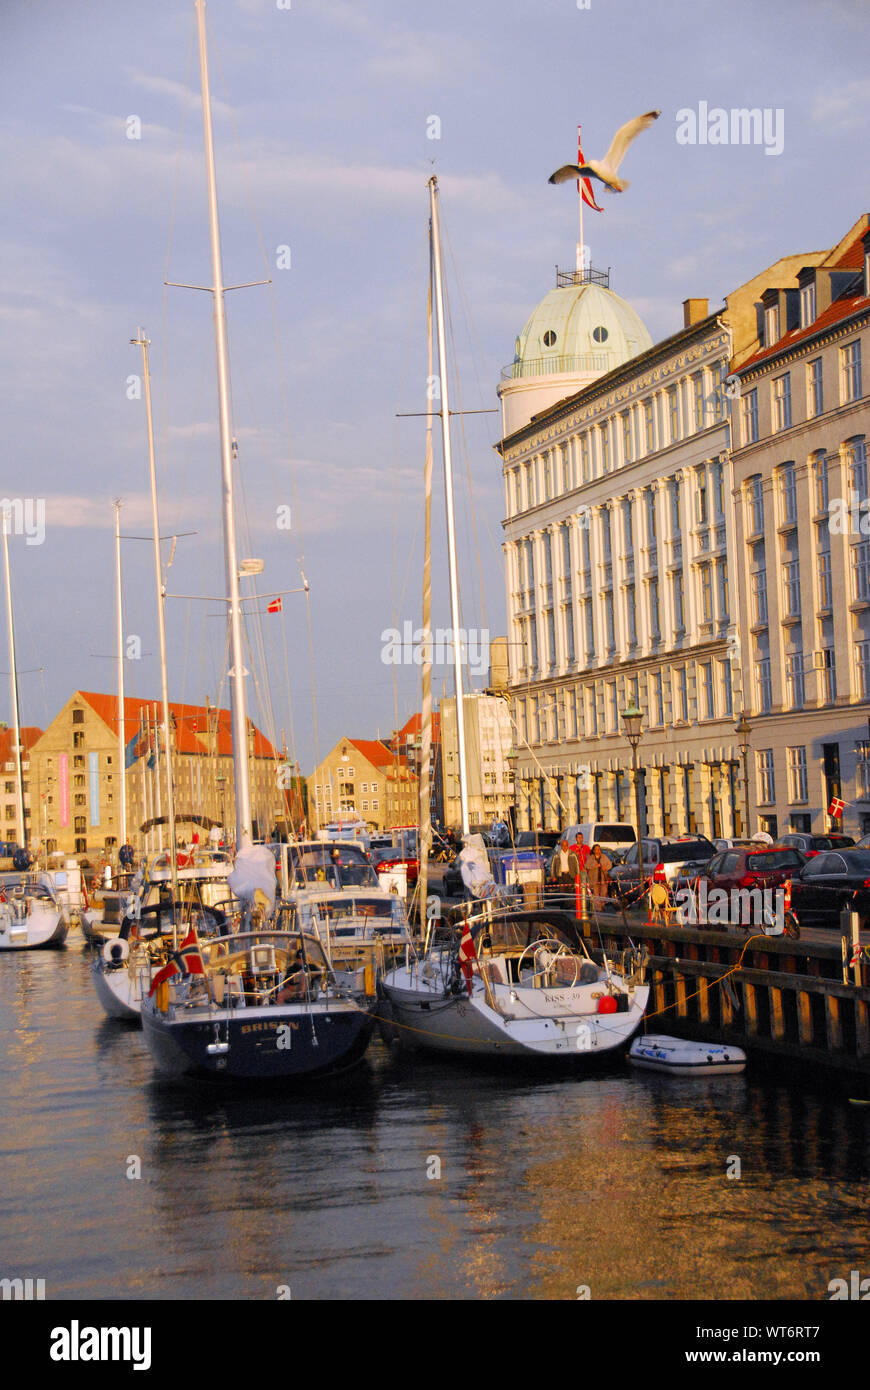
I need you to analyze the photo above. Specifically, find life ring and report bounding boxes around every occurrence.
[101,937,129,966]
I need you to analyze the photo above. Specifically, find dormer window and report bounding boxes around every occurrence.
[799,281,816,329]
[765,304,780,347]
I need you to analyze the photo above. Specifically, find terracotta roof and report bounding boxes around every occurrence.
[829,237,867,272]
[345,738,414,772]
[738,291,869,373]
[395,711,441,742]
[75,691,277,759]
[0,726,43,760]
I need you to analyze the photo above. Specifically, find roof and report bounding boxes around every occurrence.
[75,691,278,759]
[0,726,43,760]
[509,280,652,381]
[347,738,413,771]
[394,711,441,742]
[738,290,869,373]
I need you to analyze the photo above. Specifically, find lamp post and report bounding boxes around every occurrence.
[735,712,752,837]
[621,702,645,882]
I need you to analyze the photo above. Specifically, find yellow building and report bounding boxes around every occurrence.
[308,737,418,831]
[28,690,283,856]
[0,725,42,846]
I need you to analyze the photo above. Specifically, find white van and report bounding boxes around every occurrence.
[561,822,637,854]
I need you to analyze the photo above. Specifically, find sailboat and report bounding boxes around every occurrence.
[378,177,648,1060]
[139,0,372,1078]
[0,510,67,950]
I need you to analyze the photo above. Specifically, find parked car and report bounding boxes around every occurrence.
[372,844,419,887]
[698,846,805,894]
[561,822,637,857]
[514,830,561,852]
[610,836,717,890]
[788,848,870,929]
[775,832,856,859]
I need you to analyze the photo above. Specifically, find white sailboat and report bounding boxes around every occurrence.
[378,177,648,1060]
[0,509,67,950]
[139,0,372,1079]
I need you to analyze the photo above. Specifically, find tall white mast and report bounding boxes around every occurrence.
[113,500,128,848]
[195,0,253,847]
[428,176,470,838]
[1,512,25,848]
[130,329,179,917]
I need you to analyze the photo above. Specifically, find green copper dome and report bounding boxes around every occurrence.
[509,278,652,380]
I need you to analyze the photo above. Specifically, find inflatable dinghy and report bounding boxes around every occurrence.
[629,1033,746,1075]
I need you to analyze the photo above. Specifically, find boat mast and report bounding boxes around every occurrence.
[1,512,26,848]
[113,500,128,848]
[418,243,435,936]
[130,329,180,919]
[195,0,253,848]
[428,176,470,837]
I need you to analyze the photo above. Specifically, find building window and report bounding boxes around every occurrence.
[785,652,805,708]
[648,576,660,638]
[853,542,870,603]
[748,476,764,535]
[757,749,775,804]
[693,373,705,431]
[604,592,615,651]
[580,432,591,482]
[621,411,632,464]
[856,641,870,698]
[751,565,768,625]
[668,386,679,443]
[646,487,657,544]
[783,560,801,618]
[756,658,772,714]
[716,559,729,621]
[857,742,870,800]
[669,478,681,538]
[818,541,832,609]
[653,671,664,726]
[625,585,637,646]
[701,661,714,718]
[820,647,836,703]
[800,282,816,329]
[742,389,759,445]
[848,438,868,499]
[644,398,655,453]
[779,464,797,525]
[72,710,84,724]
[841,341,862,404]
[673,571,685,631]
[813,452,828,512]
[699,564,713,624]
[772,373,792,431]
[676,666,689,722]
[765,305,780,347]
[808,359,823,418]
[600,420,611,472]
[787,746,808,803]
[719,659,733,717]
[73,732,84,749]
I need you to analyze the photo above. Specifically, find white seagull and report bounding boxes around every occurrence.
[549,109,661,192]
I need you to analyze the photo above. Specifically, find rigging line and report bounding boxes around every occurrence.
[303,582,321,830]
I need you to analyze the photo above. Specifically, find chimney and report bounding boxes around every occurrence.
[683,297,709,328]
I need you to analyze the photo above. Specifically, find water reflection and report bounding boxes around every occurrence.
[0,939,867,1299]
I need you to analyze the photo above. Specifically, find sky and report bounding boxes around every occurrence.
[1,0,869,773]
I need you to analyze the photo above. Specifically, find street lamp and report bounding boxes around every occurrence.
[621,702,645,882]
[735,711,752,837]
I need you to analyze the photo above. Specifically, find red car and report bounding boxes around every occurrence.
[373,845,419,887]
[698,845,805,892]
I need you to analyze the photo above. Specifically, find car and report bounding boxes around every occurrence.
[372,844,419,887]
[610,836,717,890]
[775,832,856,859]
[514,830,561,852]
[560,822,637,857]
[788,848,870,929]
[697,846,806,895]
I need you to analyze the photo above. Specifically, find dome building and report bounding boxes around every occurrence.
[498,267,653,437]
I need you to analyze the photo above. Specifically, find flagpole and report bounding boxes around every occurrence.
[576,124,585,278]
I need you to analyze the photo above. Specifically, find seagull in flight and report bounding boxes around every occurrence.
[549,110,661,192]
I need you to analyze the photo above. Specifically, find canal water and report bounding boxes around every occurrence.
[2,932,868,1301]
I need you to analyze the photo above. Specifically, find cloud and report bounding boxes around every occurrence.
[811,78,870,132]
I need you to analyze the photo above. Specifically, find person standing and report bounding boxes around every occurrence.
[586,843,613,907]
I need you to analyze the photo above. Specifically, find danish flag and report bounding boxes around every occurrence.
[829,797,845,818]
[457,917,478,998]
[577,125,604,211]
[267,597,283,614]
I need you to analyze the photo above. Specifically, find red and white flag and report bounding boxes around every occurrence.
[577,125,604,212]
[267,597,283,614]
[829,797,845,818]
[457,917,478,998]
[148,927,206,996]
